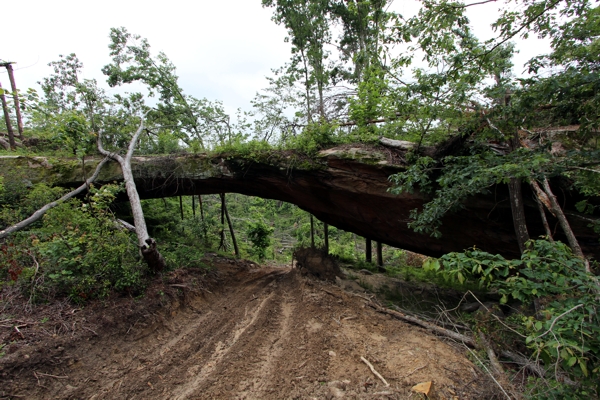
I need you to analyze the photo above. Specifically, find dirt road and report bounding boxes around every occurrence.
[1,258,494,399]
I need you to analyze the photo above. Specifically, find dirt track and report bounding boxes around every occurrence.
[1,258,495,399]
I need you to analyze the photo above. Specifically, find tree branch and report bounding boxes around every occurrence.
[0,157,110,239]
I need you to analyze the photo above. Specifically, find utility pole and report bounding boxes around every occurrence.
[1,62,24,140]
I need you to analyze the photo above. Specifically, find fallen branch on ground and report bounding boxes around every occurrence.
[500,350,545,378]
[478,332,520,399]
[368,303,476,348]
[361,356,390,387]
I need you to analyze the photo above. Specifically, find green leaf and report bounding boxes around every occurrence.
[535,321,543,331]
[580,360,589,377]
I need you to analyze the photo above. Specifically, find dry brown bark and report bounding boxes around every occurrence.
[5,64,24,140]
[0,81,15,149]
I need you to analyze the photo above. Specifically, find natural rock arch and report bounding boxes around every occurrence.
[1,145,598,260]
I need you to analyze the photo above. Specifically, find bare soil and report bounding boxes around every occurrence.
[1,255,498,399]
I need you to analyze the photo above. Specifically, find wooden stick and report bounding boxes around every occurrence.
[35,372,69,379]
[361,356,390,387]
[368,303,477,348]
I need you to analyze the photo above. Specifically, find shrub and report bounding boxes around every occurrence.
[12,184,147,303]
[436,240,600,397]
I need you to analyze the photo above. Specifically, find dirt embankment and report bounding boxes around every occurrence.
[1,257,497,399]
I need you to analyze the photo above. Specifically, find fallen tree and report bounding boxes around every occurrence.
[97,117,166,272]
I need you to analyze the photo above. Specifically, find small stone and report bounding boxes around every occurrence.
[328,351,336,357]
[328,386,345,398]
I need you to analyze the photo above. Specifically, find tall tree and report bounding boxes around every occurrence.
[263,0,332,120]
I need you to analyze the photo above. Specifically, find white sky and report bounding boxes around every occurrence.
[2,0,551,115]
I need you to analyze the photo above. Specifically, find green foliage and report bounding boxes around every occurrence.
[389,148,561,237]
[247,218,274,260]
[54,111,96,156]
[439,240,600,395]
[0,184,147,304]
[161,243,207,270]
[288,121,339,154]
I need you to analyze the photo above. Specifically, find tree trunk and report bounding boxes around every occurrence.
[5,64,24,140]
[301,51,313,123]
[0,81,15,150]
[508,178,530,254]
[310,214,315,248]
[0,158,109,239]
[179,195,184,220]
[540,178,588,269]
[192,195,196,218]
[220,193,239,258]
[323,222,329,254]
[198,195,208,240]
[198,195,204,221]
[98,117,166,272]
[532,185,554,242]
[365,238,372,263]
[219,193,227,251]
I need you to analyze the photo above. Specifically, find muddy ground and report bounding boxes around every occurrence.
[0,256,499,399]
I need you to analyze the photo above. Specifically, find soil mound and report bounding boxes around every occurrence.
[294,247,342,282]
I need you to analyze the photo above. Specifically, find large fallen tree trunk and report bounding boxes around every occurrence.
[97,118,166,272]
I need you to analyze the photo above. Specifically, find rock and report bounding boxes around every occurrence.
[328,386,345,398]
[412,381,434,399]
[7,150,599,260]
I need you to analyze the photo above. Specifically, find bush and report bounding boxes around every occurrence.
[287,121,339,154]
[1,184,148,303]
[246,218,273,260]
[437,240,600,397]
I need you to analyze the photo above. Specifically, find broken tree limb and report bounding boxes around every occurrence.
[0,157,110,239]
[116,219,136,232]
[539,177,592,273]
[360,356,390,387]
[500,350,545,378]
[368,303,477,348]
[378,137,416,150]
[478,331,517,398]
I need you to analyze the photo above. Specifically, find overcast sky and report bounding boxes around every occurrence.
[2,1,550,115]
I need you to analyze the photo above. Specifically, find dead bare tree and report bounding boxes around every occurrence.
[97,117,166,272]
[0,81,15,150]
[1,62,24,139]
